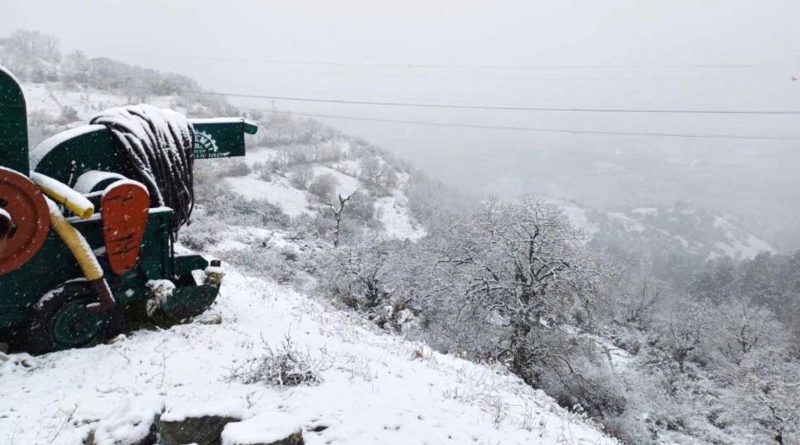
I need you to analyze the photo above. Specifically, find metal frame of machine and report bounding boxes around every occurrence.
[0,66,257,354]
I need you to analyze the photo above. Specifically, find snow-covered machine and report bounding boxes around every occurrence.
[0,66,257,354]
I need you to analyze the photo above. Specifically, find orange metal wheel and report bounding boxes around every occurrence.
[0,167,50,275]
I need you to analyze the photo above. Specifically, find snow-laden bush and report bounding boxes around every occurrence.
[308,173,339,202]
[251,161,273,182]
[318,240,392,311]
[289,164,314,190]
[191,183,290,229]
[228,336,324,387]
[602,411,657,445]
[539,351,626,420]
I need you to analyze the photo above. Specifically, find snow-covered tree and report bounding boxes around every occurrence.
[324,189,358,248]
[617,279,662,328]
[308,173,339,202]
[735,358,800,444]
[712,298,785,366]
[289,164,314,190]
[654,298,712,374]
[432,196,603,383]
[359,155,396,192]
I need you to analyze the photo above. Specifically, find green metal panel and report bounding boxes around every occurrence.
[191,118,257,159]
[160,284,218,320]
[31,125,130,186]
[0,66,29,174]
[174,254,209,276]
[31,119,257,186]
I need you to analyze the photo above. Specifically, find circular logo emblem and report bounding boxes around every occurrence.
[195,130,219,154]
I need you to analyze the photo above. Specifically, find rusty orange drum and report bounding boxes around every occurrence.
[0,167,50,275]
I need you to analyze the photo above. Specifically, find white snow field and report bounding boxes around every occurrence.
[0,267,615,445]
[375,194,426,241]
[224,174,311,217]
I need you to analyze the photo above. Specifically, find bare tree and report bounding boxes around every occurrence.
[359,155,396,191]
[715,299,783,365]
[620,279,661,327]
[655,298,711,374]
[62,51,91,84]
[737,360,800,445]
[325,189,358,247]
[435,196,601,383]
[1,30,61,80]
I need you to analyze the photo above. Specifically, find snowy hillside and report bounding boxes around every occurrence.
[0,265,615,445]
[21,81,426,243]
[221,146,426,242]
[4,79,614,444]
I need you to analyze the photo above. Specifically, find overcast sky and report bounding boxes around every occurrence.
[2,0,800,237]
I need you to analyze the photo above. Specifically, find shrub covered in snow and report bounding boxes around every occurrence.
[308,173,339,202]
[228,336,324,387]
[289,164,314,190]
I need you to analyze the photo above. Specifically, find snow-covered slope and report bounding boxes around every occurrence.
[23,83,191,121]
[0,267,615,445]
[225,174,311,218]
[554,201,775,261]
[221,144,426,241]
[6,80,612,444]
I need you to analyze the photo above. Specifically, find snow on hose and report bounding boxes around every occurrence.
[30,172,95,220]
[90,105,195,231]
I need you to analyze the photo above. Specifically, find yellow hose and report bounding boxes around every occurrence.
[31,173,94,220]
[46,198,103,281]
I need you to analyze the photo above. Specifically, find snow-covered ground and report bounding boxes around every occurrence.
[224,174,311,218]
[221,151,426,241]
[0,267,615,445]
[376,194,426,241]
[708,215,776,261]
[23,83,189,121]
[310,165,360,196]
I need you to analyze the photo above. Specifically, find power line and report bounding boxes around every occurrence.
[127,52,800,71]
[278,111,800,140]
[193,90,800,115]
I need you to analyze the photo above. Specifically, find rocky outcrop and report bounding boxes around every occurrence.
[159,414,242,445]
[87,407,307,445]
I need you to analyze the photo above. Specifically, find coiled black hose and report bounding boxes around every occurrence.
[91,105,195,231]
